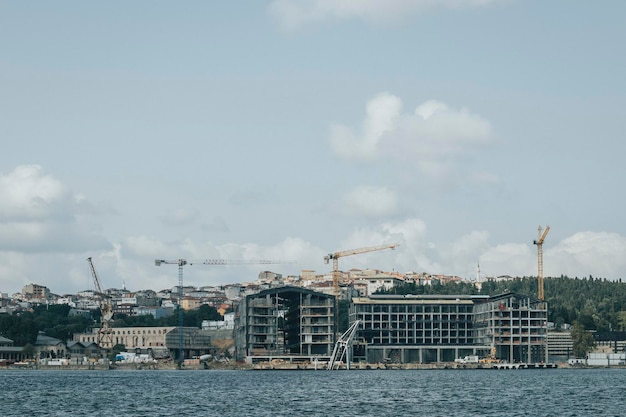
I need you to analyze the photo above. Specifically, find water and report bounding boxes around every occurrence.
[1,368,625,416]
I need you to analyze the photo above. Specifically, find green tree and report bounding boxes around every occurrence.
[0,314,38,345]
[571,321,595,358]
[108,344,126,362]
[617,311,626,331]
[22,343,36,359]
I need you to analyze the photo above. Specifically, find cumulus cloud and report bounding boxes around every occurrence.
[269,0,504,30]
[120,235,324,290]
[329,93,493,178]
[547,231,626,279]
[339,218,439,273]
[0,165,109,253]
[333,221,626,282]
[330,93,402,161]
[342,185,397,217]
[479,243,535,278]
[4,215,626,295]
[0,164,71,221]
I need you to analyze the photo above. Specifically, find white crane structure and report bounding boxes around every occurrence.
[533,225,550,301]
[154,258,290,363]
[324,244,399,297]
[328,319,361,370]
[86,257,114,353]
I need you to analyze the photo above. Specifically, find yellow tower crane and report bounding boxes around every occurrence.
[86,257,114,356]
[533,225,550,301]
[324,243,399,297]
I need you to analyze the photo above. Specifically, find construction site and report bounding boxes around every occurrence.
[74,227,555,370]
[230,230,552,368]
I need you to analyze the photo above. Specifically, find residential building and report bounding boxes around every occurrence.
[234,286,335,362]
[350,292,548,364]
[547,331,573,361]
[181,297,201,311]
[473,292,548,363]
[22,284,50,302]
[136,305,173,319]
[352,274,404,296]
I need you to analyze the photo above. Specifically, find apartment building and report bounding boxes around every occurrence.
[234,286,335,362]
[350,292,548,364]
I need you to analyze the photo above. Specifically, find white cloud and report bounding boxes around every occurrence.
[343,185,397,217]
[339,218,440,273]
[329,93,493,179]
[3,217,626,296]
[119,234,325,289]
[547,231,626,279]
[0,165,71,221]
[479,242,534,278]
[439,230,491,276]
[330,93,402,161]
[269,0,505,30]
[0,165,109,253]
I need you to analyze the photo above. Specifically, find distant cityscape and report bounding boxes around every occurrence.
[1,268,471,317]
[1,269,625,369]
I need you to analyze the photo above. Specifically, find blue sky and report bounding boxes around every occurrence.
[2,0,626,295]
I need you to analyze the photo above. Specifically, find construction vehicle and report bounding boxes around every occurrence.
[455,355,479,364]
[479,346,501,364]
[86,257,114,356]
[324,243,399,297]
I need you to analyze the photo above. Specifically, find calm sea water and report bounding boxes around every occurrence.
[0,368,624,416]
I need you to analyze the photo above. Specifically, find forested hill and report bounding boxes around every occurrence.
[378,276,626,332]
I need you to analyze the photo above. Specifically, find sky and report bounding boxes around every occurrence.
[2,0,626,295]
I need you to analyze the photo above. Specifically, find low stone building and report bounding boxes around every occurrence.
[75,326,213,361]
[35,332,67,359]
[0,336,27,362]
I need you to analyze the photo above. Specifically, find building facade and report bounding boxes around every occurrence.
[473,293,548,363]
[234,286,335,362]
[0,336,27,362]
[546,331,573,362]
[75,326,213,360]
[350,292,548,364]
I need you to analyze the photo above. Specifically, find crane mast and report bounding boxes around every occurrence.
[324,243,399,297]
[328,319,361,370]
[533,226,550,301]
[86,257,114,355]
[154,258,290,364]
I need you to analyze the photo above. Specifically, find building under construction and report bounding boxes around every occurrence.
[234,286,335,362]
[350,292,548,364]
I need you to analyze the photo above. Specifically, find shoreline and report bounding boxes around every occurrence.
[4,360,624,371]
